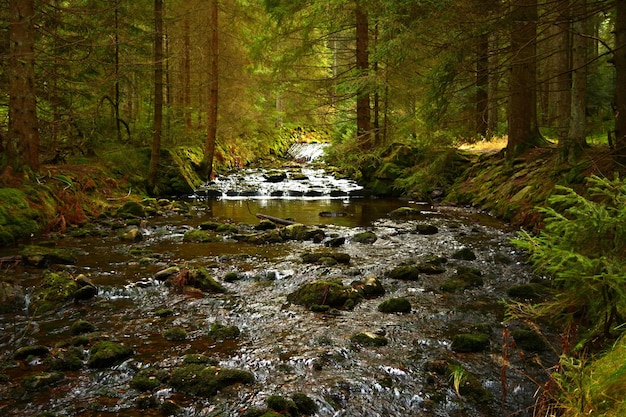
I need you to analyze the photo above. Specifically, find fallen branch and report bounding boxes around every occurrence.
[256,213,297,226]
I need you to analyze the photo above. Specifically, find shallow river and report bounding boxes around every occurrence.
[0,162,553,417]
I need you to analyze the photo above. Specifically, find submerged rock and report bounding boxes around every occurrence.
[452,247,477,261]
[287,280,362,310]
[87,341,133,368]
[20,245,78,267]
[207,321,240,341]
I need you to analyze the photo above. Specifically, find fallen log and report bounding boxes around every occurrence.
[256,213,297,226]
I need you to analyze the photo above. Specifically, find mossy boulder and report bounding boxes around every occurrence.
[0,281,25,313]
[48,346,85,371]
[29,271,79,313]
[387,265,419,281]
[512,329,548,352]
[14,345,51,360]
[291,392,318,415]
[416,262,446,275]
[440,267,483,293]
[451,333,490,353]
[87,341,133,368]
[116,201,146,218]
[207,322,240,341]
[163,326,188,341]
[378,297,412,313]
[167,267,226,293]
[121,227,143,242]
[169,364,254,397]
[266,395,299,415]
[507,283,549,301]
[388,207,422,218]
[70,320,96,335]
[350,332,388,347]
[21,372,65,391]
[352,231,378,244]
[0,188,45,245]
[130,368,169,391]
[183,229,222,243]
[20,245,78,267]
[280,223,321,241]
[351,276,385,298]
[287,280,362,310]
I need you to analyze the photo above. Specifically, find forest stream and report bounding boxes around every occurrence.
[0,145,554,417]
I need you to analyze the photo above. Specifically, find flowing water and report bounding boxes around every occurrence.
[0,145,552,417]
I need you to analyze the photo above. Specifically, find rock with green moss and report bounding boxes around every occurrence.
[48,346,85,371]
[388,207,422,218]
[169,364,254,397]
[183,354,219,365]
[207,322,240,341]
[415,224,439,235]
[29,271,79,313]
[21,372,65,391]
[416,262,446,275]
[14,345,50,360]
[87,341,133,368]
[287,280,362,310]
[0,188,44,245]
[20,245,78,267]
[350,332,388,347]
[183,229,222,243]
[188,268,226,293]
[351,276,385,298]
[512,329,547,352]
[291,392,318,415]
[130,368,169,391]
[507,283,549,301]
[0,280,25,313]
[267,395,298,415]
[387,265,419,281]
[378,297,412,313]
[121,227,143,242]
[440,267,484,293]
[116,201,146,218]
[451,333,490,353]
[280,223,324,241]
[452,247,477,261]
[163,326,188,341]
[352,231,377,244]
[70,320,96,335]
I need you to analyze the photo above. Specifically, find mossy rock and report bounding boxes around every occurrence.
[21,372,65,391]
[378,297,412,313]
[116,201,146,218]
[287,280,362,310]
[121,227,143,242]
[224,271,244,282]
[416,262,446,275]
[183,229,222,243]
[415,224,439,235]
[0,188,44,245]
[0,281,25,313]
[207,322,240,341]
[48,346,85,371]
[14,345,50,360]
[512,329,548,352]
[189,268,226,293]
[280,223,316,241]
[266,395,299,415]
[388,207,422,218]
[183,354,219,365]
[70,320,96,335]
[291,392,318,415]
[352,231,378,244]
[87,341,133,368]
[387,265,419,281]
[451,333,490,353]
[451,247,477,260]
[440,267,483,293]
[254,219,277,230]
[29,271,79,314]
[445,364,493,405]
[351,276,385,298]
[234,230,284,244]
[507,283,548,300]
[301,251,350,265]
[350,332,388,347]
[20,245,78,267]
[169,364,254,397]
[163,326,188,341]
[130,368,169,391]
[215,223,239,234]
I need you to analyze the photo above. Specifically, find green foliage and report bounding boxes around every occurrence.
[512,175,626,340]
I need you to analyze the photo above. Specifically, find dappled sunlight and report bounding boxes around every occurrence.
[458,136,508,152]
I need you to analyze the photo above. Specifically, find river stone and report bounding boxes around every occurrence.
[14,345,51,360]
[291,392,318,415]
[207,321,240,341]
[388,207,421,218]
[452,247,477,260]
[416,262,446,275]
[350,331,388,347]
[169,364,254,397]
[512,329,548,352]
[265,170,287,182]
[29,271,78,313]
[267,395,299,415]
[352,231,377,244]
[20,245,78,267]
[287,280,362,310]
[121,227,143,242]
[183,229,221,243]
[387,265,420,281]
[352,276,385,298]
[255,219,277,230]
[325,236,346,247]
[301,251,350,265]
[415,224,439,235]
[48,346,85,371]
[116,201,146,218]
[87,341,133,368]
[163,326,188,341]
[154,266,180,281]
[378,297,412,313]
[74,274,98,301]
[21,372,65,391]
[0,281,25,313]
[451,333,490,353]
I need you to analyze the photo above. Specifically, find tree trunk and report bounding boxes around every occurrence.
[205,0,219,181]
[507,0,546,157]
[148,0,164,191]
[551,0,571,144]
[565,0,589,159]
[614,0,626,160]
[183,15,192,131]
[476,33,489,137]
[8,0,40,171]
[355,1,371,149]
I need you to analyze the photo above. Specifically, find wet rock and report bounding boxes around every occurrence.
[87,341,133,368]
[415,224,439,235]
[130,368,168,391]
[325,236,346,247]
[350,331,388,347]
[416,262,446,275]
[166,267,226,293]
[319,211,347,217]
[351,276,385,298]
[20,245,78,267]
[301,251,350,265]
[154,266,180,281]
[207,321,240,341]
[255,219,277,230]
[352,231,377,244]
[234,230,284,244]
[183,354,219,365]
[388,207,421,218]
[387,265,420,281]
[265,170,287,183]
[135,394,159,409]
[507,283,549,301]
[287,280,362,310]
[378,297,412,313]
[30,270,78,313]
[452,247,477,260]
[280,223,317,241]
[121,227,143,242]
[21,371,65,391]
[512,329,548,352]
[163,326,188,341]
[267,395,299,415]
[74,274,98,301]
[183,229,221,243]
[116,201,146,218]
[169,364,254,397]
[48,346,85,371]
[14,345,50,360]
[70,320,96,335]
[451,333,490,353]
[440,266,483,293]
[0,281,25,313]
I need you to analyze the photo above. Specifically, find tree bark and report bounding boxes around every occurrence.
[476,33,489,137]
[355,1,371,149]
[148,0,164,191]
[507,0,546,157]
[205,0,219,181]
[183,15,192,131]
[8,0,40,171]
[614,0,626,160]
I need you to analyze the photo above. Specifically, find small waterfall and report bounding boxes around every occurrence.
[286,142,328,162]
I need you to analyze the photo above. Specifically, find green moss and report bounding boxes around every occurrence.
[163,326,188,341]
[451,247,476,260]
[507,283,549,301]
[301,251,350,265]
[14,345,50,360]
[21,372,65,391]
[378,297,412,313]
[21,245,78,267]
[87,341,133,368]
[352,231,377,244]
[29,271,79,314]
[169,364,254,397]
[70,320,96,335]
[0,188,42,245]
[388,207,422,218]
[207,322,240,341]
[266,395,298,415]
[350,332,388,347]
[130,368,168,391]
[48,346,85,371]
[287,280,362,310]
[183,229,222,243]
[512,329,548,352]
[387,265,419,281]
[183,354,219,365]
[189,268,226,293]
[116,201,146,218]
[451,333,490,353]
